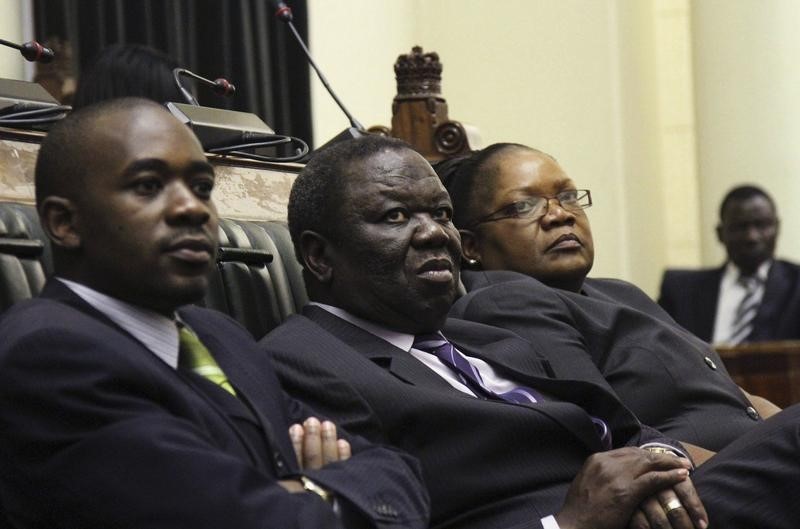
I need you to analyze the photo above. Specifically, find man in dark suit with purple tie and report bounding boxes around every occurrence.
[261,135,800,529]
[0,98,429,529]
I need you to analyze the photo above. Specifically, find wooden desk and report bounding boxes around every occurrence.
[0,127,299,221]
[716,341,800,408]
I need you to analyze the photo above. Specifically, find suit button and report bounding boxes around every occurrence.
[274,452,286,470]
[703,356,717,370]
[746,406,760,420]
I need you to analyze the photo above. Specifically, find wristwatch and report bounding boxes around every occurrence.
[300,476,334,503]
[643,446,679,457]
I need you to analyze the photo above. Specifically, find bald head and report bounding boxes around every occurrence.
[34,97,218,313]
[35,97,170,206]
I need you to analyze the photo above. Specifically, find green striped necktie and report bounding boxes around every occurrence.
[178,324,237,397]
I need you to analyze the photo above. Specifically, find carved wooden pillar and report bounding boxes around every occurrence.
[369,46,478,162]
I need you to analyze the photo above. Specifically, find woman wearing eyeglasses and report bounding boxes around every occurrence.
[438,143,778,455]
[442,143,594,293]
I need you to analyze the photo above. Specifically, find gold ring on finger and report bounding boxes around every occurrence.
[663,498,683,515]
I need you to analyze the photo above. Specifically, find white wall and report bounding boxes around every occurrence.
[7,1,797,297]
[307,0,417,146]
[307,0,698,295]
[692,0,800,266]
[415,0,630,280]
[0,0,25,80]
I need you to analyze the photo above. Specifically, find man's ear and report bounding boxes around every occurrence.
[299,230,334,284]
[39,196,81,250]
[460,229,482,265]
[715,223,724,245]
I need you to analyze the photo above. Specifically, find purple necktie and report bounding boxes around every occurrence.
[414,333,612,450]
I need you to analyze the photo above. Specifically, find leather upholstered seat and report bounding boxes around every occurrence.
[0,202,305,340]
[0,202,48,313]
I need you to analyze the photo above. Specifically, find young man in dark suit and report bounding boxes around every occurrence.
[659,185,800,344]
[262,135,800,529]
[0,98,429,529]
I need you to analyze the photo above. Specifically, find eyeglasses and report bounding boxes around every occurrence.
[468,189,592,228]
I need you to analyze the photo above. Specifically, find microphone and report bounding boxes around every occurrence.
[173,68,236,106]
[0,38,54,63]
[271,0,365,137]
[272,0,293,22]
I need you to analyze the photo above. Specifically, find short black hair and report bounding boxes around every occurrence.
[437,142,545,229]
[718,185,776,220]
[287,134,413,263]
[72,44,184,109]
[35,97,167,206]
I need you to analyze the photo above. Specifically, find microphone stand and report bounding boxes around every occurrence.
[273,2,366,153]
[0,37,68,128]
[169,67,309,162]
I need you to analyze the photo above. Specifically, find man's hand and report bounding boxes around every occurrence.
[554,447,698,529]
[631,476,708,529]
[289,417,352,470]
[278,417,352,495]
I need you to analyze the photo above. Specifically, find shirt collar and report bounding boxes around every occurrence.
[310,302,420,352]
[57,278,181,368]
[727,259,772,283]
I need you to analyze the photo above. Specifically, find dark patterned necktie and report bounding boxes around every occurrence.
[729,275,761,345]
[178,324,237,397]
[413,334,612,449]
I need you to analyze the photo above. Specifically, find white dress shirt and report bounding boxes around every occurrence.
[58,278,180,367]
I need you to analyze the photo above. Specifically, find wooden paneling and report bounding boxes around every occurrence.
[717,341,800,408]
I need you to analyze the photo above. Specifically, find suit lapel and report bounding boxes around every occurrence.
[754,261,791,338]
[41,280,182,374]
[42,280,293,473]
[304,305,477,394]
[447,326,606,451]
[183,311,298,474]
[696,268,722,340]
[40,280,138,338]
[306,306,607,451]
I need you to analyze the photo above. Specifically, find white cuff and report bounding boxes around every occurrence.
[541,514,561,529]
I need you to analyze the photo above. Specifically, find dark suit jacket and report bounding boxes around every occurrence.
[452,270,760,451]
[0,281,429,529]
[261,305,678,529]
[658,259,800,342]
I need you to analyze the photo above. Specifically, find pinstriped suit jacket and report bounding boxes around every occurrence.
[265,303,800,529]
[263,305,676,529]
[454,270,760,451]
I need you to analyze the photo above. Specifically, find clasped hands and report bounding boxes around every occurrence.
[278,417,351,494]
[280,420,712,529]
[555,447,709,529]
